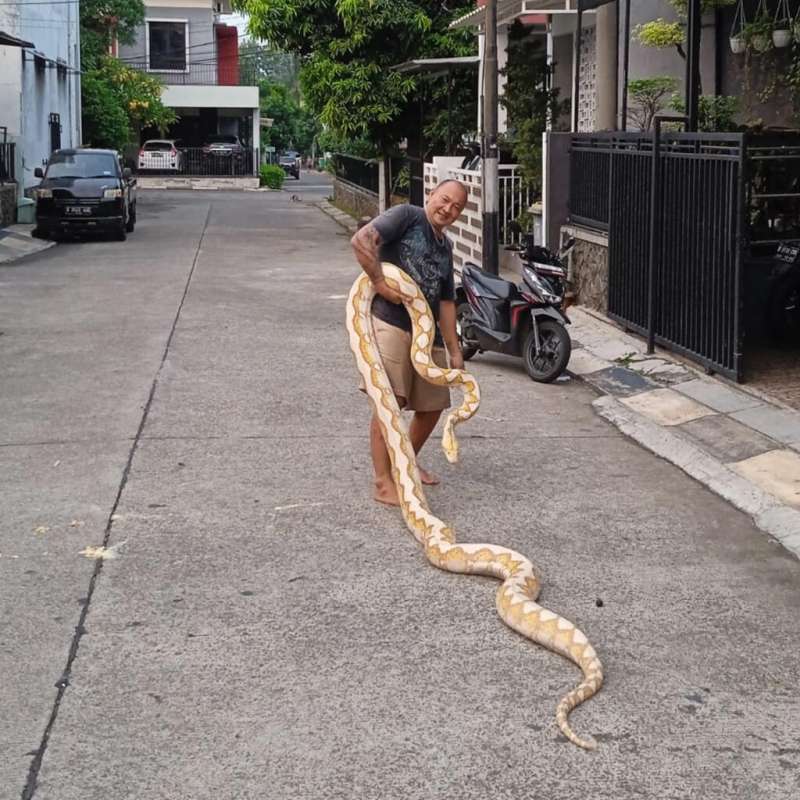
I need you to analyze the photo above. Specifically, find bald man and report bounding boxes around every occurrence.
[351,179,468,505]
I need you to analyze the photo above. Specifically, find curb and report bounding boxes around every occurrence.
[567,307,800,560]
[593,396,800,557]
[315,199,358,235]
[0,225,56,265]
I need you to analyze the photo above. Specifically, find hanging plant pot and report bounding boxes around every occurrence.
[752,33,771,52]
[730,36,747,53]
[773,28,792,47]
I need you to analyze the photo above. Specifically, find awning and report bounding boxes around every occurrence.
[0,30,35,48]
[391,56,480,76]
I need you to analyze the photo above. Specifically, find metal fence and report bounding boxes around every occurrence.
[124,62,258,86]
[570,132,747,381]
[0,141,15,182]
[331,153,379,195]
[132,147,258,177]
[499,165,534,246]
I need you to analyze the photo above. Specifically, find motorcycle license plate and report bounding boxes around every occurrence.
[66,206,91,215]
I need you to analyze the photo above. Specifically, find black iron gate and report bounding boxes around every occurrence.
[49,113,61,153]
[570,132,746,381]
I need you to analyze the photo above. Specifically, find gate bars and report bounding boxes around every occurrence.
[569,131,747,382]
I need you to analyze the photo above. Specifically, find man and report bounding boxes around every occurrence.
[351,179,468,506]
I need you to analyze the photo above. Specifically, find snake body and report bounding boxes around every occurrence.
[346,263,604,750]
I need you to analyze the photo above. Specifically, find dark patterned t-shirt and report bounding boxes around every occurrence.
[371,204,455,345]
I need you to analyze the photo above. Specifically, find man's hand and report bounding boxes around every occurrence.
[373,277,403,305]
[449,350,465,371]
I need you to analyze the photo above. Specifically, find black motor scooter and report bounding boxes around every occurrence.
[455,235,576,383]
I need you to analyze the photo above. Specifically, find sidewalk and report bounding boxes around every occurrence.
[566,307,800,559]
[318,201,800,559]
[0,224,55,264]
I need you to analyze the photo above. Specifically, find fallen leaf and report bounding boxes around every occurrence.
[79,540,127,561]
[53,460,61,467]
[34,526,49,535]
[69,520,84,528]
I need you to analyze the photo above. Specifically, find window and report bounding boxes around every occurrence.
[45,153,119,180]
[148,20,188,71]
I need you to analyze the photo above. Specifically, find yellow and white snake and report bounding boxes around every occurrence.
[346,262,604,750]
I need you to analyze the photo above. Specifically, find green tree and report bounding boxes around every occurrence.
[80,0,146,69]
[627,76,679,131]
[234,0,476,154]
[260,80,317,152]
[79,0,176,149]
[239,39,300,91]
[500,20,565,190]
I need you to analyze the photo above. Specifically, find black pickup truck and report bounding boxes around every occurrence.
[34,148,137,241]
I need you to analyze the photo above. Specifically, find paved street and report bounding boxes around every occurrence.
[2,188,799,800]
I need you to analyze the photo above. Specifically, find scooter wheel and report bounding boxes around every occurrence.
[456,303,479,361]
[523,319,571,383]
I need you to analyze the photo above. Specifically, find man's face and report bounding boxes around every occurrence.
[426,183,467,232]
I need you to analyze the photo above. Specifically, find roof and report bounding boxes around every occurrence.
[449,0,600,30]
[0,30,35,48]
[391,56,480,76]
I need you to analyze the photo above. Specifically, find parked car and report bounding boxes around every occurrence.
[33,148,137,241]
[279,150,300,179]
[202,134,245,161]
[138,139,184,172]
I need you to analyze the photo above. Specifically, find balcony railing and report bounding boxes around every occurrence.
[0,141,15,182]
[124,61,257,86]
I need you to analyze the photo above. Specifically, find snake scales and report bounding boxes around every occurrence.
[346,262,604,750]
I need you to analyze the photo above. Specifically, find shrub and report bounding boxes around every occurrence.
[260,164,285,189]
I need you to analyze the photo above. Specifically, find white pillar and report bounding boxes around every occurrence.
[497,26,509,135]
[252,107,260,172]
[595,5,617,131]
[378,157,388,212]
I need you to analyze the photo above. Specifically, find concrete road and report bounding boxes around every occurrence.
[1,189,799,800]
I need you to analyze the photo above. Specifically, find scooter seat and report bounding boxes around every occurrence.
[463,264,516,300]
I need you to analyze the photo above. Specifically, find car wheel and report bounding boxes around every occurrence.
[125,203,136,232]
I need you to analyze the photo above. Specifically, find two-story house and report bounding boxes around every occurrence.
[0,1,81,203]
[118,0,260,163]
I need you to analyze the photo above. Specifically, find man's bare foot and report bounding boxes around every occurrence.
[418,467,440,486]
[373,480,401,506]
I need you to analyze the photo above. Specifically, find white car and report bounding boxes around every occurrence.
[138,140,184,171]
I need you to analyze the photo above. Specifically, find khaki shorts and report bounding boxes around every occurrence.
[359,317,451,412]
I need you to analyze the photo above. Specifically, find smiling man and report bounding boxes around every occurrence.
[351,179,468,506]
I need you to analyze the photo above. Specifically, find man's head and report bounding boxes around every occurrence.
[425,179,467,234]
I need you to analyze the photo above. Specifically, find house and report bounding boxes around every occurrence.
[431,1,800,384]
[0,1,82,207]
[117,0,260,160]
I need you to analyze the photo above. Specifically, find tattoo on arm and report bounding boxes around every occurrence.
[351,223,384,283]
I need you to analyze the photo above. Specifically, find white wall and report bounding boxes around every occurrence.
[0,1,81,193]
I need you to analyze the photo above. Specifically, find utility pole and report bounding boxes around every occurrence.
[685,0,701,131]
[482,0,499,275]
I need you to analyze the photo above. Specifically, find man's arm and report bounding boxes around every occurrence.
[438,300,464,370]
[350,222,402,304]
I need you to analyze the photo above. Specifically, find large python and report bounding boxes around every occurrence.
[346,262,604,750]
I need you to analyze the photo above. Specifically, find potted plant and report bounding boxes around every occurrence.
[742,11,774,53]
[773,0,792,47]
[730,0,746,53]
